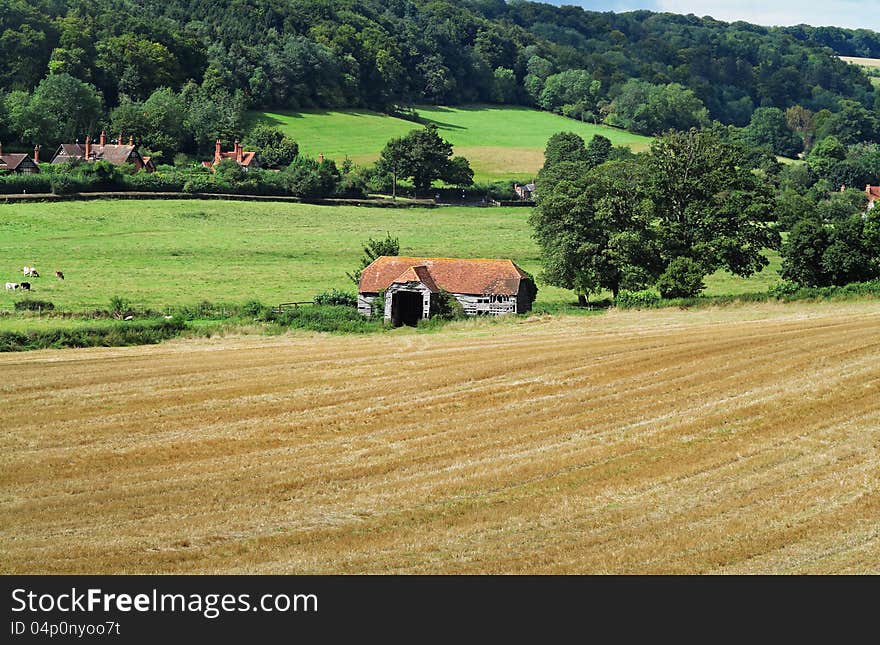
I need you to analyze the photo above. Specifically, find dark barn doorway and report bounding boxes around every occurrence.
[391,291,423,327]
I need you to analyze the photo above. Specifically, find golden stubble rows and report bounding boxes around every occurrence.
[1,302,879,574]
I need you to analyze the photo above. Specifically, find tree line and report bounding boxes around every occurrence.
[2,0,879,156]
[531,129,880,303]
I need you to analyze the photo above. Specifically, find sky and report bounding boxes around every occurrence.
[549,1,880,32]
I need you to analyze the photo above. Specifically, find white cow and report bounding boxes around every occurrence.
[6,282,19,290]
[23,266,39,277]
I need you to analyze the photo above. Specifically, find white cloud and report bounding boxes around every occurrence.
[655,0,880,31]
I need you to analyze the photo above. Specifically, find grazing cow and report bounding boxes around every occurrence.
[5,282,19,290]
[23,266,39,277]
[20,282,30,291]
[55,270,64,280]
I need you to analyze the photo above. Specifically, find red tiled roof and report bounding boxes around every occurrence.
[215,151,257,166]
[359,256,529,296]
[867,185,880,200]
[392,265,440,292]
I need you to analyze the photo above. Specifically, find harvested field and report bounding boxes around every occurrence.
[2,302,880,574]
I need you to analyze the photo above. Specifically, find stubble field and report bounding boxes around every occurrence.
[2,301,879,574]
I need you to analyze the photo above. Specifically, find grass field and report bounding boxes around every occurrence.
[839,56,880,88]
[2,300,878,574]
[839,56,880,68]
[0,199,781,318]
[253,104,653,182]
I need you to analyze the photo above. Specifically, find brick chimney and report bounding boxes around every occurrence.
[129,135,134,146]
[214,139,222,165]
[0,142,3,156]
[100,130,106,147]
[33,144,40,163]
[235,139,243,163]
[85,135,91,160]
[118,132,123,146]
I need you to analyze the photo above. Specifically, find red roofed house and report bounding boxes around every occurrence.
[50,131,155,172]
[0,143,40,174]
[866,185,880,210]
[202,139,259,171]
[358,256,537,326]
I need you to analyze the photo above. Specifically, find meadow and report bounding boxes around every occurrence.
[253,104,652,182]
[0,199,782,322]
[2,301,878,573]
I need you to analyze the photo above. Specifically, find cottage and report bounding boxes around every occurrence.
[0,143,40,174]
[51,131,155,172]
[202,139,259,171]
[514,182,536,200]
[358,256,537,326]
[866,184,880,210]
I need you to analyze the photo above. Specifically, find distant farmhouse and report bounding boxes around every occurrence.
[0,143,40,174]
[51,131,155,172]
[514,182,536,200]
[202,139,259,171]
[358,256,537,326]
[867,184,880,210]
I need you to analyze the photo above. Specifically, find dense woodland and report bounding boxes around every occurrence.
[2,0,880,159]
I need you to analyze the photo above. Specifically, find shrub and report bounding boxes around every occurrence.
[50,175,82,195]
[0,319,187,352]
[431,290,465,320]
[615,290,661,309]
[313,290,358,307]
[768,281,801,298]
[656,258,706,299]
[335,173,367,198]
[124,172,185,192]
[0,173,52,194]
[241,300,268,317]
[13,299,55,311]
[109,295,132,318]
[270,305,380,333]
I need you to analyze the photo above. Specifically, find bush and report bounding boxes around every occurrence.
[241,300,268,317]
[656,258,706,299]
[335,173,367,198]
[269,305,380,333]
[13,299,55,311]
[0,319,187,352]
[109,295,132,318]
[431,290,466,320]
[50,175,88,194]
[0,173,52,194]
[124,172,186,192]
[313,290,358,307]
[615,290,661,309]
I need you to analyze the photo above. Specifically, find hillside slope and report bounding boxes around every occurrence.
[255,105,652,181]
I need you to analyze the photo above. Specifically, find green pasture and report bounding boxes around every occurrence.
[0,199,782,330]
[252,104,652,182]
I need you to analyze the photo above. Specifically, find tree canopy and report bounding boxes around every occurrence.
[376,124,473,196]
[531,129,782,303]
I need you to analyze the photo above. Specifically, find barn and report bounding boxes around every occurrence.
[358,256,537,326]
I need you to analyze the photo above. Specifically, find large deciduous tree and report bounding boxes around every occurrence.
[7,73,103,146]
[243,124,298,169]
[530,158,660,303]
[645,129,780,294]
[375,124,473,196]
